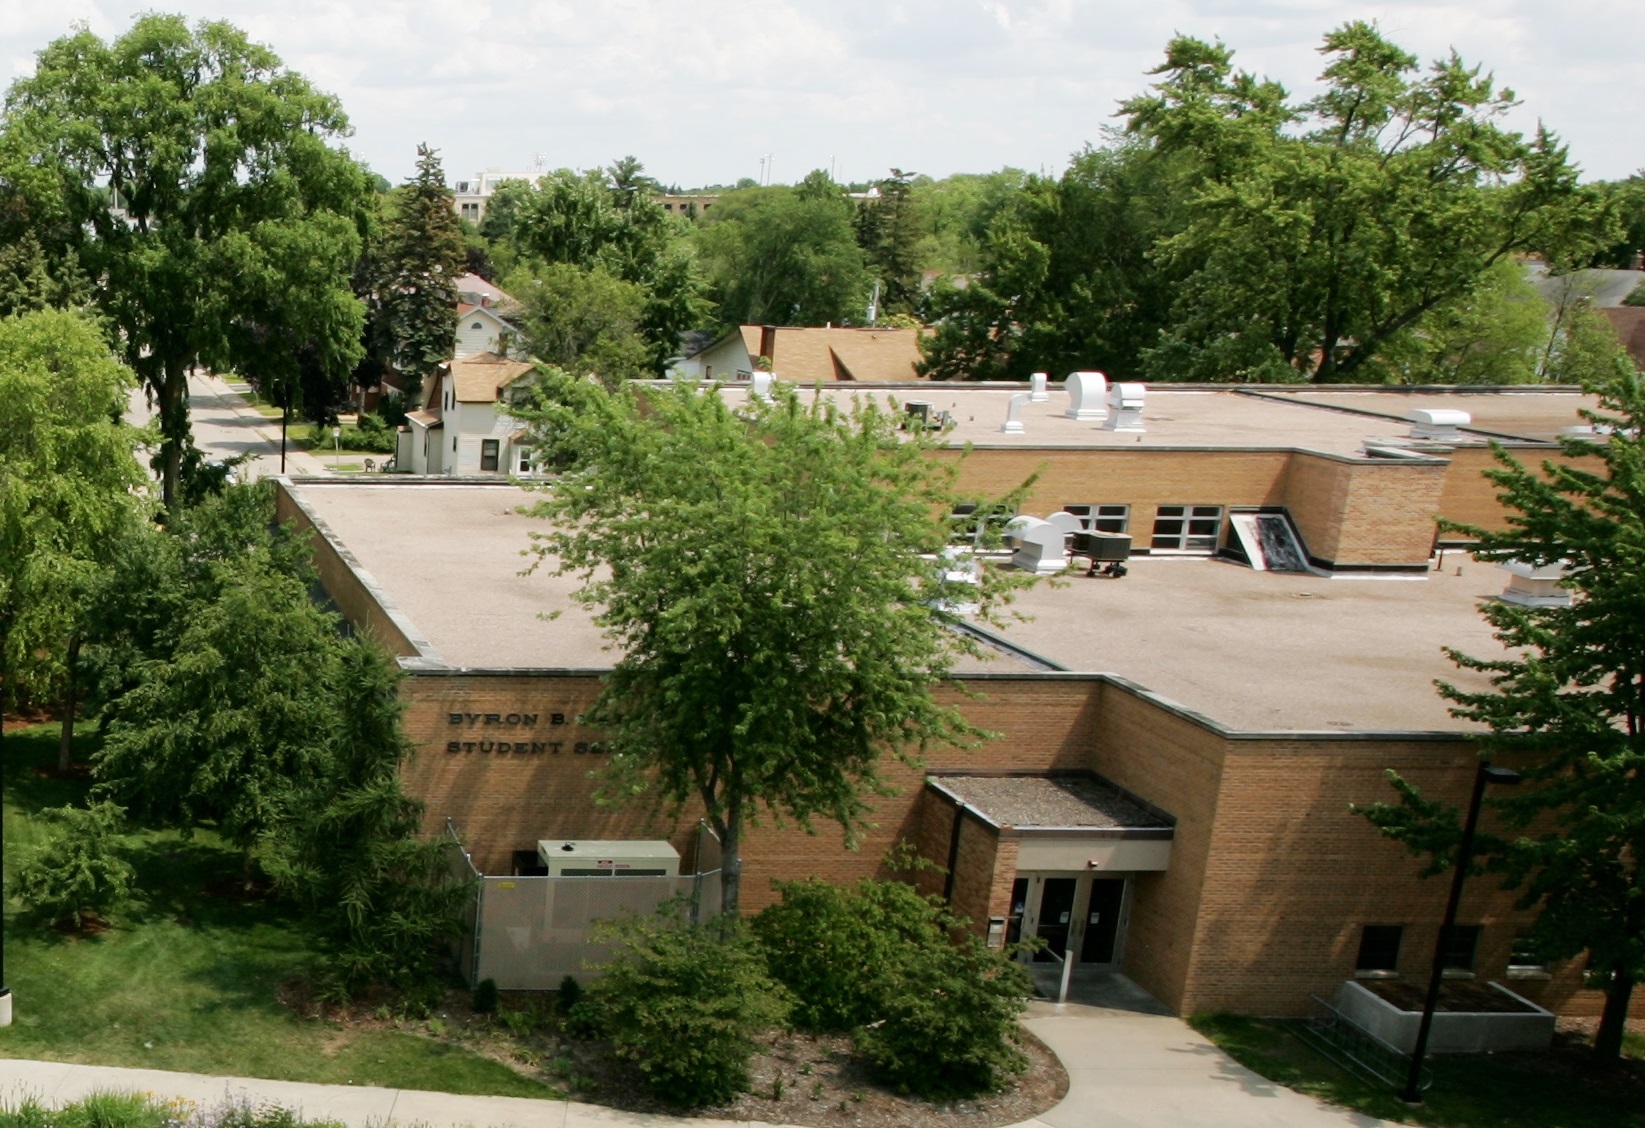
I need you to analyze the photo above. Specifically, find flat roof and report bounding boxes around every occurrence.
[293,481,1512,735]
[1247,388,1599,443]
[705,383,1580,456]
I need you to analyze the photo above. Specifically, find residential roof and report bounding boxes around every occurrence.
[692,326,926,383]
[450,353,536,403]
[1603,307,1645,372]
[287,482,1510,734]
[456,272,514,308]
[404,409,441,428]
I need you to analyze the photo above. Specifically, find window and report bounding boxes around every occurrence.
[1508,934,1550,977]
[460,202,479,222]
[481,438,500,472]
[1150,505,1223,552]
[516,447,533,475]
[1355,925,1402,975]
[1064,503,1130,534]
[1442,924,1482,973]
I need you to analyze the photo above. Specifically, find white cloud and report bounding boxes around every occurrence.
[0,1,1635,186]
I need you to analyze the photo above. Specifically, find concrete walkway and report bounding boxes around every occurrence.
[0,1000,1387,1128]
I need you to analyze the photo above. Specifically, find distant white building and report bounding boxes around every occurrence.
[452,171,540,226]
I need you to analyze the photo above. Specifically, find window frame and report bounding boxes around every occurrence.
[1063,503,1131,535]
[1441,924,1483,977]
[480,438,501,472]
[1355,924,1403,978]
[1150,504,1224,553]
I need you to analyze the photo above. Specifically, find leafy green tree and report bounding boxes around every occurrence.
[1359,366,1645,1060]
[518,375,1026,915]
[376,144,466,404]
[1589,174,1645,270]
[579,912,789,1107]
[2,14,370,509]
[0,308,148,752]
[695,172,870,328]
[502,261,652,385]
[908,168,1028,276]
[1379,260,1547,385]
[1126,23,1595,383]
[502,164,707,375]
[261,642,465,999]
[7,801,135,929]
[920,139,1188,381]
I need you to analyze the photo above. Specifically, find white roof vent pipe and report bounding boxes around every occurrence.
[1064,371,1108,421]
[1001,393,1029,434]
[1406,408,1471,442]
[1103,383,1146,433]
[1029,372,1050,402]
[751,371,776,401]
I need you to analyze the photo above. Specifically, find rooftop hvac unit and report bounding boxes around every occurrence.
[537,839,681,878]
[1072,531,1131,577]
[904,401,933,428]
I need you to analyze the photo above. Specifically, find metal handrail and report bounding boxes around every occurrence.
[1291,994,1430,1093]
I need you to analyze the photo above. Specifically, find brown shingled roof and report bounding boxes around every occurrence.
[449,353,536,403]
[757,327,924,383]
[1603,307,1645,371]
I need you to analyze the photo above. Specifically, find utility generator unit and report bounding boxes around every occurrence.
[536,839,680,878]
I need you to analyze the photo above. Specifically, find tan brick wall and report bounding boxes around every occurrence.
[1281,454,1447,567]
[1437,445,1583,535]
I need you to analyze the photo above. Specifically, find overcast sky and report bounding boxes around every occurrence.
[2,2,1639,189]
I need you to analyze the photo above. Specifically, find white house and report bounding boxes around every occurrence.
[400,353,538,476]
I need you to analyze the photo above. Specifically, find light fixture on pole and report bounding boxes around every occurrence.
[332,424,341,470]
[1399,760,1521,1104]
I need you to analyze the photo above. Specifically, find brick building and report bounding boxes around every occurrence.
[276,379,1628,1018]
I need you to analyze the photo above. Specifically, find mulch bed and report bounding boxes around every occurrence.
[201,876,275,902]
[289,985,1069,1126]
[1364,978,1538,1014]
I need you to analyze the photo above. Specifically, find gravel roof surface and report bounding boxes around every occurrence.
[933,775,1170,830]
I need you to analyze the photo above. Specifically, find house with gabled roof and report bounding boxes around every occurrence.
[678,325,926,384]
[399,352,538,476]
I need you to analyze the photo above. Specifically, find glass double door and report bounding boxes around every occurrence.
[1008,874,1127,967]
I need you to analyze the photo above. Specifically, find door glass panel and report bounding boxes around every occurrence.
[1006,878,1028,949]
[1034,878,1078,962]
[1081,878,1126,964]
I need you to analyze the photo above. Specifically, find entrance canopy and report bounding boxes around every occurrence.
[928,773,1175,871]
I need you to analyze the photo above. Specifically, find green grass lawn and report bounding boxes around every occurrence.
[1,723,554,1097]
[1193,1013,1645,1128]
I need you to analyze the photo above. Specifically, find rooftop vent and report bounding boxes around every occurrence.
[1405,408,1471,442]
[1001,392,1029,434]
[751,371,776,401]
[1064,372,1108,422]
[1103,382,1146,433]
[1029,372,1050,402]
[1497,559,1572,607]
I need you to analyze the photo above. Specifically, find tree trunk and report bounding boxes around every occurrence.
[1595,969,1635,1061]
[158,359,189,512]
[57,635,80,772]
[719,800,743,921]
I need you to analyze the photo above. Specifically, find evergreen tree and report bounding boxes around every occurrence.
[378,144,465,404]
[855,169,922,318]
[1360,365,1645,1060]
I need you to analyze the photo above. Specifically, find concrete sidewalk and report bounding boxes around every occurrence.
[0,1001,1387,1128]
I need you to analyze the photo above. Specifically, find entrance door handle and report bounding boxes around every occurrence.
[1089,913,1100,924]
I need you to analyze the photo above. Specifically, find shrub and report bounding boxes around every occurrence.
[7,801,135,928]
[582,913,790,1107]
[472,977,499,1014]
[756,876,1034,1100]
[557,973,582,1010]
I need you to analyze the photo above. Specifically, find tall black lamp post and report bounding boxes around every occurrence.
[1399,760,1521,1103]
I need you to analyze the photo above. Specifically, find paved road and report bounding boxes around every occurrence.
[126,371,331,481]
[0,1000,1388,1128]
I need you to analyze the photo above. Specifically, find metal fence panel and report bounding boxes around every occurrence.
[470,872,723,990]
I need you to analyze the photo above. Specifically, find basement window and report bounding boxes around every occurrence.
[1442,924,1482,977]
[1507,934,1551,979]
[1355,924,1402,977]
